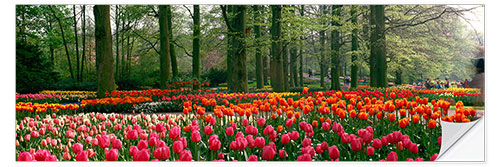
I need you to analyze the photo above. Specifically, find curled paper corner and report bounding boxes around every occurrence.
[437,117,484,161]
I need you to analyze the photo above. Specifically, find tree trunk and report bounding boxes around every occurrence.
[290,45,298,88]
[369,5,378,87]
[350,6,359,88]
[50,6,75,80]
[73,5,81,82]
[330,5,342,90]
[299,5,305,87]
[229,5,248,93]
[114,5,120,81]
[372,5,387,88]
[193,5,201,81]
[253,5,264,89]
[270,5,284,92]
[167,5,179,78]
[121,16,126,79]
[283,43,289,91]
[81,5,86,81]
[319,5,327,88]
[159,5,172,89]
[94,5,115,98]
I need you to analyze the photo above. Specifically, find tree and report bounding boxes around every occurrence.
[167,5,179,78]
[330,5,342,90]
[192,5,201,81]
[253,5,264,89]
[114,5,121,81]
[370,5,387,87]
[94,5,115,97]
[50,6,75,80]
[270,5,285,92]
[350,6,359,88]
[80,5,86,81]
[299,5,305,87]
[319,5,327,88]
[159,5,172,89]
[73,5,81,82]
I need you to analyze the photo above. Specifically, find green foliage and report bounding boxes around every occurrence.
[202,68,227,87]
[16,41,59,93]
[116,77,144,90]
[48,80,96,91]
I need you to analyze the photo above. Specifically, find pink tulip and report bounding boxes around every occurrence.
[191,130,201,142]
[226,127,234,137]
[302,138,311,147]
[218,152,224,160]
[208,135,221,151]
[98,134,110,148]
[387,151,398,161]
[73,143,83,154]
[280,134,290,144]
[351,138,362,152]
[430,153,438,161]
[105,148,119,161]
[75,150,89,161]
[148,136,158,147]
[179,150,192,161]
[365,146,374,156]
[257,118,266,127]
[17,152,33,161]
[154,146,170,160]
[409,143,419,154]
[204,125,213,135]
[328,145,340,160]
[133,149,150,161]
[372,138,382,149]
[242,119,249,127]
[279,149,287,159]
[34,149,49,161]
[173,140,184,153]
[286,119,293,127]
[138,140,148,150]
[254,137,265,148]
[129,146,139,156]
[127,130,138,140]
[247,155,258,161]
[290,131,299,140]
[112,139,122,149]
[301,146,315,156]
[262,145,276,161]
[44,155,57,161]
[297,154,312,161]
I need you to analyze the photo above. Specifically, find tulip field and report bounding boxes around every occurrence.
[15,87,483,161]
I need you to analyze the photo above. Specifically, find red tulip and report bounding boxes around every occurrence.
[297,154,312,161]
[365,146,374,156]
[328,145,340,159]
[204,125,213,135]
[112,139,122,149]
[105,148,119,161]
[148,136,158,147]
[279,149,287,159]
[169,126,180,140]
[218,152,224,160]
[286,119,293,127]
[438,136,442,146]
[208,135,221,151]
[247,155,258,161]
[254,137,265,148]
[133,149,150,161]
[129,146,139,156]
[351,138,362,152]
[316,145,324,154]
[98,134,110,148]
[409,143,418,154]
[154,146,170,160]
[386,151,398,161]
[430,153,438,161]
[72,143,83,154]
[173,140,184,153]
[415,158,424,161]
[179,150,192,161]
[257,118,266,127]
[280,134,290,144]
[75,150,89,161]
[138,140,148,150]
[302,138,311,147]
[34,149,49,161]
[17,152,33,161]
[127,130,138,140]
[226,127,234,136]
[322,122,331,131]
[291,131,299,141]
[44,155,57,161]
[242,119,249,127]
[191,130,201,143]
[262,145,276,161]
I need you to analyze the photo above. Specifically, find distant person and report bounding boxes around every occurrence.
[425,79,431,89]
[464,79,469,88]
[445,78,450,88]
[308,69,313,77]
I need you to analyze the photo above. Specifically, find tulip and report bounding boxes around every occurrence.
[280,134,290,144]
[438,136,442,146]
[351,138,362,152]
[45,155,57,161]
[138,140,148,150]
[75,150,89,161]
[247,155,258,161]
[204,125,213,135]
[387,151,398,161]
[262,145,276,161]
[301,146,315,156]
[365,146,374,156]
[257,118,266,127]
[63,151,71,160]
[129,146,139,156]
[286,119,293,127]
[154,146,170,160]
[279,149,287,159]
[173,140,184,153]
[290,131,299,141]
[226,127,234,136]
[133,149,150,161]
[297,154,312,161]
[112,139,122,149]
[430,153,438,161]
[254,137,265,148]
[328,145,340,160]
[191,130,201,142]
[218,152,224,160]
[34,149,49,161]
[208,135,221,151]
[179,150,192,161]
[242,119,249,127]
[372,138,382,149]
[17,152,33,161]
[302,138,311,147]
[148,136,158,147]
[105,148,119,161]
[72,143,83,154]
[98,134,110,148]
[127,130,138,140]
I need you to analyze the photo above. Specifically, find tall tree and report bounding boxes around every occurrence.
[370,5,387,87]
[330,5,342,90]
[159,5,172,89]
[369,5,378,87]
[167,5,179,78]
[270,5,284,92]
[50,6,75,80]
[299,5,305,87]
[319,5,327,88]
[80,5,86,81]
[253,5,264,89]
[94,5,115,98]
[192,5,201,81]
[73,5,81,81]
[114,5,120,81]
[350,6,359,88]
